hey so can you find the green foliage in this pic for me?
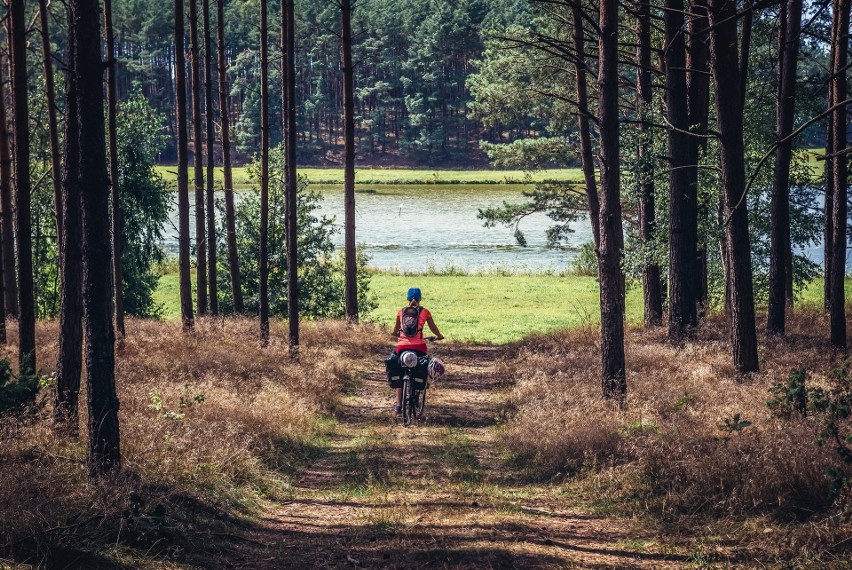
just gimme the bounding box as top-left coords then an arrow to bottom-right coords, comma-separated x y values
571,241 -> 598,276
673,391 -> 696,412
0,360 -> 40,414
217,144 -> 376,318
116,92 -> 171,317
718,413 -> 752,434
767,368 -> 810,419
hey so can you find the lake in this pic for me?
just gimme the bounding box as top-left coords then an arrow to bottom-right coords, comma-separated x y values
163,183 -> 839,273
164,184 -> 594,273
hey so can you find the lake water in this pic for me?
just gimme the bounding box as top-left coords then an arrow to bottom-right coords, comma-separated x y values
164,185 -> 594,273
163,184 -> 839,273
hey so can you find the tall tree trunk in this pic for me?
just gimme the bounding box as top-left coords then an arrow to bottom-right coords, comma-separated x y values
55,7 -> 83,432
259,0 -> 270,344
284,0 -> 299,357
767,0 -> 802,335
175,0 -> 195,329
189,0 -> 208,315
203,0 -> 217,315
9,0 -> 35,375
829,0 -> 849,351
571,5 -> 600,250
824,3 -> 838,314
598,0 -> 626,401
636,0 -> 661,327
217,0 -> 242,313
687,0 -> 711,314
342,0 -> 358,322
0,52 -> 17,318
104,0 -> 125,339
38,0 -> 63,251
709,0 -> 759,375
73,0 -> 121,474
665,0 -> 698,341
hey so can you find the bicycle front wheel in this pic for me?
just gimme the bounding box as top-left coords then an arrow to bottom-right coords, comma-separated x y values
401,378 -> 413,427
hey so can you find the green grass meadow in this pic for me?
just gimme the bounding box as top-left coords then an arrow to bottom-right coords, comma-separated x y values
154,166 -> 585,189
154,271 -> 847,344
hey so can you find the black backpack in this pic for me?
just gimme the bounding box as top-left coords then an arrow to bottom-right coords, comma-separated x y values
401,306 -> 423,338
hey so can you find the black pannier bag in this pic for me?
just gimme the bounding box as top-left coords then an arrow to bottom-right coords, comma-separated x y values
385,352 -> 403,388
412,355 -> 430,385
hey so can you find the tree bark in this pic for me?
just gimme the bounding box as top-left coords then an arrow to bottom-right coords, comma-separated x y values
0,51 -> 16,318
284,0 -> 300,357
259,0 -> 270,344
342,0 -> 358,322
55,6 -> 83,432
636,0 -> 662,327
709,0 -> 759,375
666,0 -> 698,341
571,5 -> 600,250
217,0 -> 243,313
829,0 -> 849,351
203,0 -> 218,315
175,0 -> 195,329
73,0 -> 121,474
598,0 -> 626,401
687,0 -> 711,314
9,0 -> 36,375
104,0 -> 125,339
767,0 -> 802,335
38,0 -> 63,252
189,0 -> 208,315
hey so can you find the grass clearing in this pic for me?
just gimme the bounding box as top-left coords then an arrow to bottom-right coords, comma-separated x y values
154,165 -> 585,189
156,269 -> 849,343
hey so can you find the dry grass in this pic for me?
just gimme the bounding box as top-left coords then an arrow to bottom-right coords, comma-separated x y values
0,317 -> 387,566
497,310 -> 852,558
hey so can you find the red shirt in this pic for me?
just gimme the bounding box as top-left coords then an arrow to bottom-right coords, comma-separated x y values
396,306 -> 431,353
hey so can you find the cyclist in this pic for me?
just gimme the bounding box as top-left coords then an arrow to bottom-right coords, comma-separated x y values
391,287 -> 443,414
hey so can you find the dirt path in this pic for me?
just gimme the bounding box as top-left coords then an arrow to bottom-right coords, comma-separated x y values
226,343 -> 687,568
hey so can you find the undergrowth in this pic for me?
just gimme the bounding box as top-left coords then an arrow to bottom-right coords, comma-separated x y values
0,318 -> 387,566
497,310 -> 852,562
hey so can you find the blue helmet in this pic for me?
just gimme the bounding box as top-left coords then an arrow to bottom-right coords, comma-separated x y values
407,287 -> 422,301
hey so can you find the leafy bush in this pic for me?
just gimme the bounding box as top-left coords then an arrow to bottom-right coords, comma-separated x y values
0,360 -> 40,414
116,92 -> 172,317
216,144 -> 376,318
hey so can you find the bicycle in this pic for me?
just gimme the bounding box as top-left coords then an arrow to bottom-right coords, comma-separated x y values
398,336 -> 438,427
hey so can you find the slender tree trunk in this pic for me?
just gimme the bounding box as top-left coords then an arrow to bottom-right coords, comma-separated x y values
666,0 -> 698,341
259,0 -> 270,344
217,0 -> 242,313
571,5 -> 600,250
767,0 -> 802,335
175,0 -> 195,330
73,0 -> 121,474
636,0 -> 661,327
342,0 -> 358,322
709,0 -> 759,375
598,0 -> 626,401
189,0 -> 208,315
38,0 -> 63,250
55,6 -> 83,432
0,52 -> 17,318
284,0 -> 300,357
104,0 -> 125,339
203,0 -> 218,315
824,4 -> 838,314
9,0 -> 35,375
829,0 -> 849,351
687,0 -> 711,314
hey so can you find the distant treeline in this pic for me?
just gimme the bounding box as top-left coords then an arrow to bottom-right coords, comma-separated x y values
97,0 -> 531,165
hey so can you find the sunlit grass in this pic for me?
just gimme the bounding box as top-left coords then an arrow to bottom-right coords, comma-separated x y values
154,165 -> 585,189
